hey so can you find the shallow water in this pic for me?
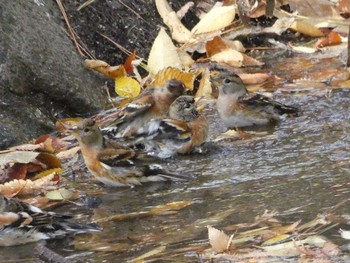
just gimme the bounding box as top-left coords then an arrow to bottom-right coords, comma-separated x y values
1,54 -> 350,262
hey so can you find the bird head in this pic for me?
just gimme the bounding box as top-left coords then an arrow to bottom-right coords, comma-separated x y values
71,119 -> 103,148
166,79 -> 186,97
169,95 -> 198,122
211,71 -> 247,97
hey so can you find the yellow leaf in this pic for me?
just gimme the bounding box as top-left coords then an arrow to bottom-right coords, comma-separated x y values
115,77 -> 141,98
85,59 -> 126,79
32,168 -> 62,180
150,67 -> 196,90
290,21 -> 324,37
46,188 -> 75,201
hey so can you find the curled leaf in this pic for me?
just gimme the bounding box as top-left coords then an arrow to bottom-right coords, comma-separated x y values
150,67 -> 196,90
85,59 -> 126,79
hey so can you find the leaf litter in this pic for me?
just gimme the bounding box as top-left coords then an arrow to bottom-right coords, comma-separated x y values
1,0 -> 350,261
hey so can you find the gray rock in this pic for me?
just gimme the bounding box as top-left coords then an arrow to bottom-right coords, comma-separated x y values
0,0 -> 108,149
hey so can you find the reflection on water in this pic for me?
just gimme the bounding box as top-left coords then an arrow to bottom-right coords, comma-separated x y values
1,58 -> 350,262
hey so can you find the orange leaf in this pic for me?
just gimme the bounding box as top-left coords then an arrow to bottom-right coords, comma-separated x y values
35,135 -> 69,153
150,67 -> 197,90
206,36 -> 230,57
123,51 -> 137,74
315,31 -> 342,48
85,59 -> 127,79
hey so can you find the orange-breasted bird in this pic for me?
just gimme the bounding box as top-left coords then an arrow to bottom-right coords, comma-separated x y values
130,95 -> 209,158
212,72 -> 298,130
72,119 -> 185,187
0,195 -> 100,246
102,79 -> 186,139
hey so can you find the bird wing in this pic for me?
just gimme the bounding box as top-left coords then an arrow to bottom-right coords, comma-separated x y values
97,148 -> 137,167
114,89 -> 155,125
241,93 -> 298,115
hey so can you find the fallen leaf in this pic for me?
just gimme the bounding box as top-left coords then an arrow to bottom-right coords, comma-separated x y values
238,73 -> 272,85
0,172 -> 59,197
115,76 -> 141,98
339,228 -> 350,239
35,135 -> 69,153
85,59 -> 127,79
207,225 -> 230,253
155,0 -> 192,43
196,68 -> 212,97
191,4 -> 236,35
0,151 -> 40,166
289,21 -> 324,37
315,31 -> 342,48
46,188 -> 75,201
148,28 -> 183,74
150,67 -> 196,90
123,51 -> 137,74
56,146 -> 80,160
210,49 -> 244,67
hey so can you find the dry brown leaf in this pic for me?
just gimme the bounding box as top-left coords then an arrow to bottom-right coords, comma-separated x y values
207,225 -> 230,253
210,49 -> 244,67
191,4 -> 236,35
55,118 -> 83,133
206,36 -> 230,57
56,146 -> 80,160
148,28 -> 183,74
289,21 -> 324,37
84,59 -> 127,79
0,172 -> 59,197
150,67 -> 196,90
242,54 -> 264,67
238,73 -> 272,85
155,0 -> 192,43
123,51 -> 137,74
314,31 -> 342,48
7,144 -> 43,152
35,135 -> 69,153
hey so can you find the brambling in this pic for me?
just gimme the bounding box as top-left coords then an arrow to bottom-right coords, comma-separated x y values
132,96 -> 209,158
212,72 -> 298,129
72,119 -> 185,187
102,79 -> 186,139
0,195 -> 100,246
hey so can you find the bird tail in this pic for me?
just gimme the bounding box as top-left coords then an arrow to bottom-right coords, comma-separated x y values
142,164 -> 187,182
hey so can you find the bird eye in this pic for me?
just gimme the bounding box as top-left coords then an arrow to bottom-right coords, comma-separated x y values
83,128 -> 90,133
223,78 -> 231,84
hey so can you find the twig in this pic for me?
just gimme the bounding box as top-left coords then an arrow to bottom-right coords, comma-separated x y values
55,0 -> 85,57
118,0 -> 146,22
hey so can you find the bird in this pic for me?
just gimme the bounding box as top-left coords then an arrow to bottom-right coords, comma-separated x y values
0,195 -> 101,246
130,95 -> 209,158
71,118 -> 185,187
212,71 -> 298,130
101,79 -> 186,139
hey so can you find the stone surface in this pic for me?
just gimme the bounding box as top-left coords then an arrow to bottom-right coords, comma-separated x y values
0,0 -> 197,149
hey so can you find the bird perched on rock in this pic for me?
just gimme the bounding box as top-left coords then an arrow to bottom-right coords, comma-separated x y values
72,119 -> 185,187
131,95 -> 209,158
212,72 -> 298,130
102,79 -> 186,139
0,195 -> 100,246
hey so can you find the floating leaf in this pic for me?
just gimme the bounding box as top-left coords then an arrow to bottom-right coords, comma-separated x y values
315,31 -> 342,48
289,21 -> 324,37
85,59 -> 127,79
115,77 -> 141,98
46,188 -> 75,201
150,67 -> 196,90
148,28 -> 183,74
207,225 -> 230,253
191,4 -> 235,35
